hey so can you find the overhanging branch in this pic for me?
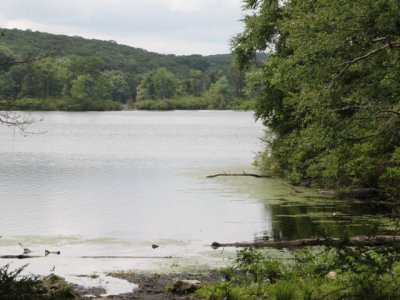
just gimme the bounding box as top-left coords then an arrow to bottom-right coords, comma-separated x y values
335,43 -> 390,78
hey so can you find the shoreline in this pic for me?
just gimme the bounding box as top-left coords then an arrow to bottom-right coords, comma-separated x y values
60,268 -> 223,299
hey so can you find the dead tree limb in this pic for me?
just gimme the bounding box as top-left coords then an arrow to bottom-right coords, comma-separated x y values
206,172 -> 301,193
211,236 -> 400,250
0,254 -> 178,259
206,172 -> 271,179
80,255 -> 177,259
0,255 -> 42,259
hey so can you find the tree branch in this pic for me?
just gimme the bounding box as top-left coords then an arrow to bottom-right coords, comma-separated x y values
0,112 -> 38,134
206,172 -> 271,178
335,43 -> 390,77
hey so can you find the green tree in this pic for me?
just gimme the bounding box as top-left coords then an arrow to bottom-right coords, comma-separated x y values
19,58 -> 62,98
60,55 -> 102,97
136,67 -> 179,100
228,62 -> 246,98
70,74 -> 97,101
183,70 -> 204,96
208,76 -> 230,98
233,0 -> 400,198
0,32 -> 36,130
97,70 -> 130,102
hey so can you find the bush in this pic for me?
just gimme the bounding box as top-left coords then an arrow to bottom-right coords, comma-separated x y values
0,97 -> 122,111
196,246 -> 400,300
0,264 -> 48,299
0,265 -> 79,299
135,96 -> 255,111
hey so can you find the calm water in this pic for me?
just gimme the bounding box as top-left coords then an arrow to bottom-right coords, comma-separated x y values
0,111 -> 265,240
0,111 -> 269,284
0,111 -> 395,293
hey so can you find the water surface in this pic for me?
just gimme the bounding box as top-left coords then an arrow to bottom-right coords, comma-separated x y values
0,111 -> 395,294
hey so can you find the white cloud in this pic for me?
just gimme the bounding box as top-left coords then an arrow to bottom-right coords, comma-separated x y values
0,0 -> 244,55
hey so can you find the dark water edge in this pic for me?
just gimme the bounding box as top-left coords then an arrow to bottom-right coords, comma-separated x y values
213,175 -> 399,243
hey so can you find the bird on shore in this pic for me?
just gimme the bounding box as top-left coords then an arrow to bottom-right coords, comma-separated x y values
50,265 -> 55,273
152,244 -> 159,249
18,242 -> 32,254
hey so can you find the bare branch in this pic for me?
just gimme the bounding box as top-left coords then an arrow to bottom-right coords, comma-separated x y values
0,111 -> 39,135
206,172 -> 271,178
372,36 -> 390,42
378,109 -> 400,116
333,104 -> 400,116
325,41 -> 400,88
335,43 -> 390,77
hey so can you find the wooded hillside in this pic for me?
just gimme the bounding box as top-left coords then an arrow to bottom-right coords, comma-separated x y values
0,28 -> 265,110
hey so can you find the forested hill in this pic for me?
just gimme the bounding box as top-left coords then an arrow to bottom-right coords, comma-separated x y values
0,28 -> 265,111
0,28 -> 232,77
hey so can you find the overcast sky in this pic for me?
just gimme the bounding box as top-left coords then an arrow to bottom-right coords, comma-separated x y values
0,0 -> 245,56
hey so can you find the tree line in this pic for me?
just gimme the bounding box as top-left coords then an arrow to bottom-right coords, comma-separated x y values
0,28 -> 263,111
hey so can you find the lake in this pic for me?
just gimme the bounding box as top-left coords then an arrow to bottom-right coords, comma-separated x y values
0,110 -> 395,294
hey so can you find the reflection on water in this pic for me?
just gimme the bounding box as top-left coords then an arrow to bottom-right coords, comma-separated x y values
267,199 -> 396,241
214,175 -> 398,242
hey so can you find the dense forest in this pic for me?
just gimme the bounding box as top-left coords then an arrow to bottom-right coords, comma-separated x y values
233,0 -> 400,200
0,28 -> 264,111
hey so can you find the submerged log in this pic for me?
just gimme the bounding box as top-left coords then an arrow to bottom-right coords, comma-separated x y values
211,236 -> 400,250
80,255 -> 177,259
206,172 -> 271,179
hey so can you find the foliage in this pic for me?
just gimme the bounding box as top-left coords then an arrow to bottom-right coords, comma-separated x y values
232,0 -> 400,199
0,28 -> 265,111
0,97 -> 121,111
135,96 -> 255,111
196,246 -> 400,300
0,264 -> 48,299
0,265 -> 77,299
137,67 -> 180,100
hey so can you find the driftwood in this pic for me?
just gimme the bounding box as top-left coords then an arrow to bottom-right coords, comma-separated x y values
0,255 -> 42,259
211,236 -> 400,250
206,172 -> 301,193
206,172 -> 271,179
80,255 -> 177,259
0,255 -> 177,259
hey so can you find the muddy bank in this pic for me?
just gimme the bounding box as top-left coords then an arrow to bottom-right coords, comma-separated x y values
76,270 -> 223,300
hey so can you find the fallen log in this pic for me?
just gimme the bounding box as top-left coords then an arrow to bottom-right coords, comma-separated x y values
206,172 -> 271,179
206,172 -> 301,193
211,236 -> 400,250
0,255 -> 42,259
80,255 -> 177,259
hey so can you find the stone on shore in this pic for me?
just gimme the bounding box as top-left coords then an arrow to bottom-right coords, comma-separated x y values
171,279 -> 201,294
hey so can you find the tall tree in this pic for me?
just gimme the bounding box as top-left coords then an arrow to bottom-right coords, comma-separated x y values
0,33 -> 35,131
97,70 -> 130,102
233,0 -> 400,198
183,70 -> 204,96
136,67 -> 179,100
